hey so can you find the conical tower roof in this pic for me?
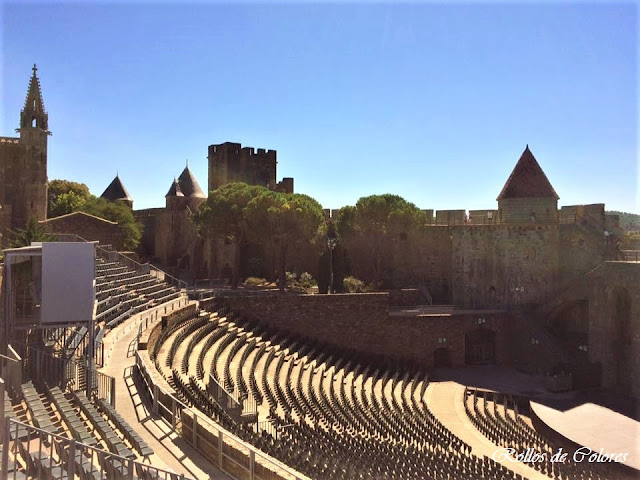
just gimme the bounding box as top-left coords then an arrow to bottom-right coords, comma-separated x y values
101,175 -> 133,203
497,145 -> 559,201
166,178 -> 184,197
177,165 -> 206,198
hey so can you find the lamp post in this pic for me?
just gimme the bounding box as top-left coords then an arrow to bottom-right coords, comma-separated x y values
327,230 -> 338,294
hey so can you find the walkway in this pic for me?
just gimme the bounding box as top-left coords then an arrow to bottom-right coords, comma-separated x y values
99,298 -> 232,480
426,381 -> 548,480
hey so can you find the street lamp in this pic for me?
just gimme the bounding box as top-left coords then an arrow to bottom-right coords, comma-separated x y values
327,229 -> 338,294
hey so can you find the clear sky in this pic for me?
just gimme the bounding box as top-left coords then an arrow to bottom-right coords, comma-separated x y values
2,1 -> 638,213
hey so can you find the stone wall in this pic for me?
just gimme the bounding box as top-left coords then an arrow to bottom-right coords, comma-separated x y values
587,262 -> 640,398
498,197 -> 558,224
40,212 -> 125,250
451,224 -> 560,308
133,208 -> 162,259
0,265 -> 4,352
213,292 -> 510,368
341,227 -> 452,300
558,223 -> 607,283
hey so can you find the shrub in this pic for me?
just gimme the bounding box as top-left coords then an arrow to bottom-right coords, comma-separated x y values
298,272 -> 316,289
285,271 -> 317,291
343,276 -> 370,293
244,277 -> 267,287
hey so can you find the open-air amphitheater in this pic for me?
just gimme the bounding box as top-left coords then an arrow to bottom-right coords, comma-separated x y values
0,238 -> 638,480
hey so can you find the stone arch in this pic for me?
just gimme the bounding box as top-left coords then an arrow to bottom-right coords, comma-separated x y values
465,328 -> 496,365
487,286 -> 497,306
548,299 -> 589,352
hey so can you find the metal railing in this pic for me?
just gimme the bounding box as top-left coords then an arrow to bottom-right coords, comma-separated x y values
54,233 -> 188,289
0,417 -> 188,480
135,352 -> 309,480
10,341 -> 116,407
149,264 -> 188,290
621,250 -> 640,262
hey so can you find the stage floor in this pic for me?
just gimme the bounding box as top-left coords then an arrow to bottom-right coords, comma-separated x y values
531,401 -> 640,472
433,365 -> 640,473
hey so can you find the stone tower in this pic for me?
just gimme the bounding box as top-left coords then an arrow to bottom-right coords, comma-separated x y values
165,177 -> 185,210
0,64 -> 50,245
208,142 -> 277,192
207,141 -> 294,194
497,145 -> 559,224
176,164 -> 206,212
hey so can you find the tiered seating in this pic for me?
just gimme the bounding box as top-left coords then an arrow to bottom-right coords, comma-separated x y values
464,387 -> 609,479
152,305 -> 522,480
45,384 -> 99,447
21,381 -> 56,432
96,397 -> 154,459
94,256 -> 183,332
71,391 -> 135,459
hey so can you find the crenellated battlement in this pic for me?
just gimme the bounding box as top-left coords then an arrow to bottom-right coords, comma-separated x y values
322,202 -> 614,228
208,141 -> 281,192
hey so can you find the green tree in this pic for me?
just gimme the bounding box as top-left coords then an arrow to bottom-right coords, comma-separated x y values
337,194 -> 425,288
245,190 -> 324,292
317,220 -> 346,294
80,196 -> 142,250
194,183 -> 266,289
10,217 -> 55,247
48,179 -> 90,217
46,179 -> 141,250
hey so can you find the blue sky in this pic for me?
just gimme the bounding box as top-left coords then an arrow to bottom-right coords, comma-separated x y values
2,1 -> 638,213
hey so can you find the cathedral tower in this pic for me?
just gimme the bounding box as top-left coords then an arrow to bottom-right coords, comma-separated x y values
0,64 -> 50,244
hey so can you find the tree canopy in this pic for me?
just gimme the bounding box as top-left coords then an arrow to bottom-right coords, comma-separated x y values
48,179 -> 91,217
10,217 -> 55,248
46,179 -> 142,250
194,183 -> 266,288
337,194 -> 425,288
245,189 -> 324,291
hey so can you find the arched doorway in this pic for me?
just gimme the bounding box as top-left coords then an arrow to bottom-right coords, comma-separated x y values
548,300 -> 589,357
465,328 -> 496,365
612,287 -> 632,392
433,348 -> 452,368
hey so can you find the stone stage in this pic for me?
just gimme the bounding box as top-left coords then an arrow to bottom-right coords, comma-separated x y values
432,365 -> 640,475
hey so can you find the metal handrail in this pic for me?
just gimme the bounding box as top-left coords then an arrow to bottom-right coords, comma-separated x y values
54,233 -> 187,289
1,417 -> 189,480
149,264 -> 188,289
136,351 -> 310,480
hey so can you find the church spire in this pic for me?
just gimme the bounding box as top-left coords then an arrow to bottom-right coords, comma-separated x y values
20,63 -> 49,133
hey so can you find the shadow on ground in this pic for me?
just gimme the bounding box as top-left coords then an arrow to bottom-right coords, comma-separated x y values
432,365 -> 640,420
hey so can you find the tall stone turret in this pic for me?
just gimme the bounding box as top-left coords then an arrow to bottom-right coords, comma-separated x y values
497,145 -> 559,224
14,64 -> 50,228
165,177 -> 185,209
176,164 -> 206,212
1,65 -> 50,246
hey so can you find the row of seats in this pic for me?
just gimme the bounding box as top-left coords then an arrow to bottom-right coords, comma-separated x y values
71,390 -> 136,460
464,387 -> 612,480
45,383 -> 98,447
96,397 -> 153,459
95,256 -> 183,333
151,303 -> 520,480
